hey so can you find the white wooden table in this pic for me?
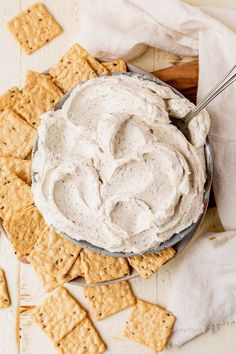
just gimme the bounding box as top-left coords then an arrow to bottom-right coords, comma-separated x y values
0,1 -> 236,353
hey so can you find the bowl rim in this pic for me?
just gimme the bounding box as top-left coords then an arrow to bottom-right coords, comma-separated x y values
32,63 -> 213,258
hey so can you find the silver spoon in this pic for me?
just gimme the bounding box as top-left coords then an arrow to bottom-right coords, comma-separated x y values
184,63 -> 236,122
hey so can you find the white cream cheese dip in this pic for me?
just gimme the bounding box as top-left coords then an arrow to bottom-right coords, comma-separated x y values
32,75 -> 210,253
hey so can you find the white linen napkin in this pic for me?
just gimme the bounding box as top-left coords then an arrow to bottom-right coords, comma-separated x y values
74,0 -> 236,345
166,230 -> 236,346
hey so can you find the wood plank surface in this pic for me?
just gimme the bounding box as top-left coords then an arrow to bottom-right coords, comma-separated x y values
0,1 -> 236,354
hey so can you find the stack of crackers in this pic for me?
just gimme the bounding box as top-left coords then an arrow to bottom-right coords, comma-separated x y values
0,4 -> 177,351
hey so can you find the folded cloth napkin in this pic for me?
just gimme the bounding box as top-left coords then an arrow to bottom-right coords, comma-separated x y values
75,0 -> 236,231
166,231 -> 236,346
74,0 -> 236,345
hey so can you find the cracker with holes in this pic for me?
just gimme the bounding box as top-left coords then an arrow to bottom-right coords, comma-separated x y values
68,254 -> 84,279
0,168 -> 33,220
49,44 -> 100,93
0,157 -> 31,185
70,44 -> 108,76
37,254 -> 84,292
84,281 -> 136,320
0,87 -> 22,113
7,3 -> 62,54
28,228 -> 81,281
32,287 -> 86,344
3,205 -> 46,259
128,247 -> 176,279
124,299 -> 175,352
103,60 -> 127,73
57,317 -> 106,354
80,249 -> 130,284
0,268 -> 11,308
14,71 -> 63,128
0,109 -> 35,159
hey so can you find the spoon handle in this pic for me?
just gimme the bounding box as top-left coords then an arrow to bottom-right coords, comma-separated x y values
184,64 -> 236,121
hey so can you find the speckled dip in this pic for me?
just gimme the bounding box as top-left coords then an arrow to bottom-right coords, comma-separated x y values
32,63 -> 213,259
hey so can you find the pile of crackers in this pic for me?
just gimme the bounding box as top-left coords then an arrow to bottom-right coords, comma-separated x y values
31,286 -> 176,353
0,3 -> 177,352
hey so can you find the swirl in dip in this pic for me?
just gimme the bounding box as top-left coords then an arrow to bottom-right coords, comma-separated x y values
32,75 -> 210,253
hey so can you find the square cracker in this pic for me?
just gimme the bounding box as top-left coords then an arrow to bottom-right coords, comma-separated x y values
7,3 -> 62,54
68,253 -> 84,279
0,109 -> 35,159
28,228 -> 81,279
124,299 -> 175,352
0,167 -> 33,220
0,268 -> 11,308
0,157 -> 31,185
14,71 -> 63,128
0,87 -> 22,113
36,271 -> 66,293
80,249 -> 130,284
57,317 -> 106,354
83,281 -> 136,320
3,205 -> 46,259
49,44 -> 99,93
36,254 -> 84,292
128,247 -> 176,279
32,287 -> 86,344
103,60 -> 127,74
70,44 -> 108,76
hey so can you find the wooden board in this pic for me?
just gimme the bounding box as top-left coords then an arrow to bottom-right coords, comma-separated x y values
153,60 -> 198,103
